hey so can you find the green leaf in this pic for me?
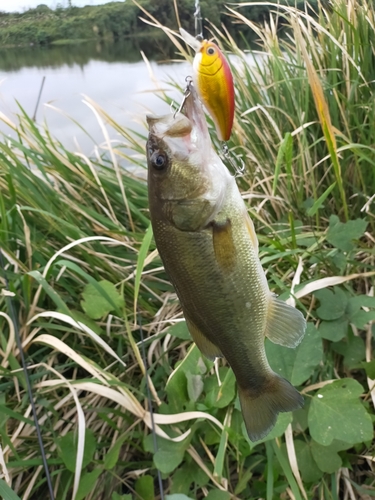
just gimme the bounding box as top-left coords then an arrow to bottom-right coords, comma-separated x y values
205,491 -> 231,500
167,321 -> 191,340
308,379 -> 373,445
318,318 -> 348,342
332,335 -> 366,369
134,223 -> 153,311
0,479 -> 22,500
351,310 -> 375,329
104,433 -> 129,470
273,132 -> 292,195
112,494 -> 132,500
310,440 -> 350,473
347,295 -> 375,316
171,465 -> 194,495
362,360 -> 375,379
186,373 -> 204,402
81,279 -> 124,319
57,429 -> 96,472
166,496 -> 194,500
234,467 -> 253,494
154,448 -> 185,474
75,468 -> 103,500
307,182 -> 336,217
293,440 -> 323,483
205,367 -> 236,409
266,323 -> 323,386
315,287 -> 348,320
135,475 -> 155,500
166,345 -> 209,411
326,216 -> 367,251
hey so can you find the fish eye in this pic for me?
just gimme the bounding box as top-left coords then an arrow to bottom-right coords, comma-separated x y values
207,46 -> 216,55
151,151 -> 167,171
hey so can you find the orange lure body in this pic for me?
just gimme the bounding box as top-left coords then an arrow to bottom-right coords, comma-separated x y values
181,29 -> 235,142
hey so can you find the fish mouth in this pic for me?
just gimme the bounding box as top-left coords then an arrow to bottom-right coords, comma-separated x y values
146,83 -> 210,152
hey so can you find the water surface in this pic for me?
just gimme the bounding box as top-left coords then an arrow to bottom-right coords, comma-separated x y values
0,40 -> 190,154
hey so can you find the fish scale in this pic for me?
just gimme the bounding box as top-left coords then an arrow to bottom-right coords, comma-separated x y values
146,85 -> 306,441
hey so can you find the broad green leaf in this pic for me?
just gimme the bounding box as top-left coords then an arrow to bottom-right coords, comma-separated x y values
205,367 -> 236,409
0,479 -> 22,500
135,475 -> 155,500
351,310 -> 375,329
326,215 -> 367,251
318,318 -> 348,342
362,360 -> 375,379
167,321 -> 191,340
310,439 -> 350,473
166,345 -> 209,411
347,295 -> 375,316
308,379 -> 373,445
154,448 -> 185,474
104,433 -> 129,470
171,465 -> 194,495
166,494 -> 194,500
234,467 -> 253,494
315,287 -> 348,320
293,440 -> 323,483
205,490 -> 231,500
266,323 -> 322,385
81,280 -> 124,319
57,429 -> 96,472
75,468 -> 103,500
332,335 -> 366,369
186,373 -> 204,402
112,494 -> 132,500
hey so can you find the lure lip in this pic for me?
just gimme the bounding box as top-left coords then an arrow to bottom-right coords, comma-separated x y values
180,27 -> 202,52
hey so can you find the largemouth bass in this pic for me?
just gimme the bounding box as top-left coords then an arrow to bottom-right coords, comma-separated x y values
146,85 -> 306,441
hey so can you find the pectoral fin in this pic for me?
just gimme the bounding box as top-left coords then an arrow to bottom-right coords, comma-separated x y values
212,219 -> 236,273
265,296 -> 306,348
186,318 -> 223,360
244,210 -> 259,254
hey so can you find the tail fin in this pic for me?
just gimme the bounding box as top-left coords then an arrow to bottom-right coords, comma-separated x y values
238,373 -> 304,442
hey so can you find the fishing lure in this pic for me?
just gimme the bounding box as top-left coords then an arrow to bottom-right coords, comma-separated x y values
180,28 -> 235,142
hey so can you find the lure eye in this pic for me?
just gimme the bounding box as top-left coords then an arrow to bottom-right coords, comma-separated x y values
207,46 -> 216,55
151,151 -> 168,171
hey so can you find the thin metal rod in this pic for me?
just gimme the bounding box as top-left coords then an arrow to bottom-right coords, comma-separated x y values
32,76 -> 46,122
138,312 -> 165,500
0,249 -> 55,500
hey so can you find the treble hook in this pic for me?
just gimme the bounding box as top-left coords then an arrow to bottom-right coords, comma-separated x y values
173,76 -> 193,118
222,143 -> 245,178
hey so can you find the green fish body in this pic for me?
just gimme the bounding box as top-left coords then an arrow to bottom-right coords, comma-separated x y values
146,86 -> 306,441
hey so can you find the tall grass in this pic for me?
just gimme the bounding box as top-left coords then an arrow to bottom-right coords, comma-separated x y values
0,0 -> 374,499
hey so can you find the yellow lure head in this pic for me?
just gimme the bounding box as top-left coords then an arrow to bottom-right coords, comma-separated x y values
180,29 -> 235,142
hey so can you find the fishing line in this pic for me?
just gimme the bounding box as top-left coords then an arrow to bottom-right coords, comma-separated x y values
138,311 -> 165,500
0,249 -> 55,500
194,0 -> 203,39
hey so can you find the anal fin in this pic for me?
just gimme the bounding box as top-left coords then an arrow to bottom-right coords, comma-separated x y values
265,296 -> 306,348
186,318 -> 223,360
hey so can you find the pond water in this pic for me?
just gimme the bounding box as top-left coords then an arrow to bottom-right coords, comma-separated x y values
0,39 -> 190,155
